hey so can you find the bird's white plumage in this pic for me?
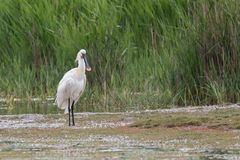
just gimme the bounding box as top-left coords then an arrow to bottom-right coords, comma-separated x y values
55,49 -> 88,114
56,68 -> 86,113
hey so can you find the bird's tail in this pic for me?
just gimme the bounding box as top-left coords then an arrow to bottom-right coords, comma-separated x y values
55,97 -> 70,114
55,94 -> 68,109
55,78 -> 74,114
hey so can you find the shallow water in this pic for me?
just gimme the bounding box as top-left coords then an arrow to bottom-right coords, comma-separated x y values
0,98 -> 59,115
1,100 -> 240,159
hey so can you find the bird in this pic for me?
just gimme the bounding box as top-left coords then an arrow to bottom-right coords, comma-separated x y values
55,49 -> 91,126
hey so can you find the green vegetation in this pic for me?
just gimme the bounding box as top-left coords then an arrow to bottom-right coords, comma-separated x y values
0,0 -> 240,111
131,109 -> 240,129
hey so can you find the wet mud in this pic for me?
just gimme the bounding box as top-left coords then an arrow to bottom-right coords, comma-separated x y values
0,104 -> 240,159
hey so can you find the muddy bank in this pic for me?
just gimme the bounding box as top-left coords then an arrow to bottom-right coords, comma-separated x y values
1,105 -> 240,159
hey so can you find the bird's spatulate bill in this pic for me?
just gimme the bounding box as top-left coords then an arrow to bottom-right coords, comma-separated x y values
84,56 -> 91,71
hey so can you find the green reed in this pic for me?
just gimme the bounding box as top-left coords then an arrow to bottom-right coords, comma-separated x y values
0,0 -> 239,111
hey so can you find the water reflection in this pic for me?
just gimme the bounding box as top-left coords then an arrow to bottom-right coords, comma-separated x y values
0,98 -> 60,115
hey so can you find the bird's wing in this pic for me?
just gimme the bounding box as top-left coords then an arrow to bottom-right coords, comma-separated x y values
55,77 -> 75,109
55,69 -> 87,110
62,77 -> 86,114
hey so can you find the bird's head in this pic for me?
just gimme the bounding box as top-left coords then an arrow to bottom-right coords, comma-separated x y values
75,49 -> 91,71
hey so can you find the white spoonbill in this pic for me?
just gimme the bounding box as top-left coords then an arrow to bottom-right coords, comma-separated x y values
55,49 -> 91,126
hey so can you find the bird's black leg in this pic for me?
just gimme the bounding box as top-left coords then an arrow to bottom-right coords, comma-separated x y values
71,101 -> 75,126
68,98 -> 71,126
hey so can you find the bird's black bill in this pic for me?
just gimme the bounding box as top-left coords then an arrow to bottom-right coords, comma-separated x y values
83,55 -> 91,71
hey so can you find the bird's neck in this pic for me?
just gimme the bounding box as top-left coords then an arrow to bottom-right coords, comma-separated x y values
77,59 -> 85,73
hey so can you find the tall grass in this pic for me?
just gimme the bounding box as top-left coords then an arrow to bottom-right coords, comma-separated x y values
0,0 -> 239,111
